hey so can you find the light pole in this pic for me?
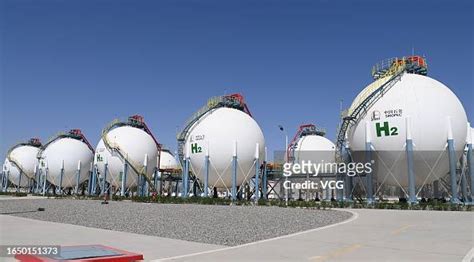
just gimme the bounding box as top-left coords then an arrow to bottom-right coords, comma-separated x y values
278,125 -> 289,206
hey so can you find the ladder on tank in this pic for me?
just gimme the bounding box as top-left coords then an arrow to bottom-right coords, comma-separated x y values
335,56 -> 428,163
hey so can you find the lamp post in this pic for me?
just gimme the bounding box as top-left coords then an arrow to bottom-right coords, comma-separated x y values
278,125 -> 289,206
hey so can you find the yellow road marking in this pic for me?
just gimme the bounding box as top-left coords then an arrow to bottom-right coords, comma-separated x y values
309,244 -> 362,261
391,224 -> 413,235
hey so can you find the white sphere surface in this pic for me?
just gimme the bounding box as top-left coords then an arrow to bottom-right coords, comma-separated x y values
96,126 -> 158,188
160,151 -> 179,170
348,74 -> 467,186
40,138 -> 94,188
294,135 -> 336,174
3,158 -> 30,187
8,145 -> 40,178
185,107 -> 265,188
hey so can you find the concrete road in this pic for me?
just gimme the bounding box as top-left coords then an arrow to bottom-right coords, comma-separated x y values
0,215 -> 224,261
157,209 -> 474,262
1,209 -> 473,262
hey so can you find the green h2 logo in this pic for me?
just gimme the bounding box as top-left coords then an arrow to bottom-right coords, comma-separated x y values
191,143 -> 202,154
375,121 -> 398,137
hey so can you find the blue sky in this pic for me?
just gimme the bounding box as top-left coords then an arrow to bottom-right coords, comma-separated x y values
1,0 -> 473,159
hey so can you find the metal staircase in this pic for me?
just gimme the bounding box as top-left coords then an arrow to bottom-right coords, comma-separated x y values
101,115 -> 162,189
176,93 -> 252,163
335,56 -> 428,163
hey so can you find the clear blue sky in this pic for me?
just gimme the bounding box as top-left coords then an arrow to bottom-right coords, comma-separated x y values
1,0 -> 473,159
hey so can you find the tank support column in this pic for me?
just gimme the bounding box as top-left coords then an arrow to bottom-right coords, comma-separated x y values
42,166 -> 48,196
0,166 -> 4,192
204,148 -> 210,197
365,122 -> 374,204
447,117 -> 460,204
5,170 -> 10,192
231,141 -> 238,201
182,146 -> 190,198
89,164 -> 96,196
58,160 -> 65,195
140,154 -> 148,197
101,160 -> 108,196
255,143 -> 260,202
406,117 -> 417,204
75,161 -> 81,195
466,123 -> 474,205
17,171 -> 23,193
343,143 -> 353,202
121,162 -> 128,196
262,147 -> 268,200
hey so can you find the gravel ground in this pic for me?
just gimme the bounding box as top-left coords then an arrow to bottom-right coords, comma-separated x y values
0,199 -> 352,246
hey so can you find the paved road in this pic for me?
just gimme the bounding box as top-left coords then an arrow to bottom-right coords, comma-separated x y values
0,215 -> 224,261
1,208 -> 473,262
156,209 -> 474,262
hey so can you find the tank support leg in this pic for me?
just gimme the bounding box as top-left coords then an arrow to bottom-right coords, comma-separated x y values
154,169 -> 159,194
447,118 -> 460,204
255,144 -> 260,202
75,164 -> 81,195
182,157 -> 189,198
17,172 -> 22,193
461,171 -> 468,203
447,139 -> 460,204
90,165 -> 97,196
2,170 -> 9,192
204,153 -> 209,197
365,122 -> 374,204
59,165 -> 64,195
231,141 -> 238,201
42,168 -> 48,196
262,162 -> 267,200
466,123 -> 474,205
121,163 -> 128,196
405,117 -> 417,204
102,162 -> 108,196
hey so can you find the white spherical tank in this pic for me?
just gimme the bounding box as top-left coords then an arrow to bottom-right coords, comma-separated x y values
96,125 -> 158,188
184,107 -> 265,188
294,134 -> 336,172
348,73 -> 468,187
160,150 -> 179,170
39,137 -> 94,188
7,144 -> 40,179
3,159 -> 30,187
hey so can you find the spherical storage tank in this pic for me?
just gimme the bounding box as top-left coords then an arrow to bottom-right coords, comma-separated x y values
95,115 -> 158,188
347,56 -> 467,187
290,125 -> 336,174
159,150 -> 179,170
180,94 -> 265,188
3,138 -> 42,187
38,130 -> 94,188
